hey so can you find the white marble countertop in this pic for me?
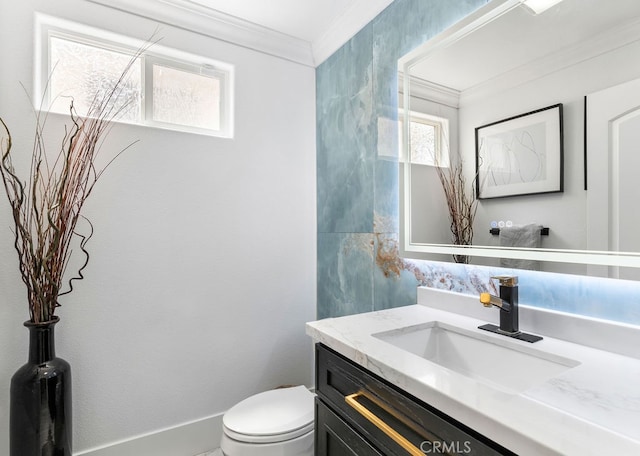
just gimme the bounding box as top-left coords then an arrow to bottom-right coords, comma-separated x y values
306,287 -> 640,456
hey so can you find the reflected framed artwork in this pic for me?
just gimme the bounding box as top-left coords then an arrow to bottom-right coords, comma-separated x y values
475,104 -> 563,199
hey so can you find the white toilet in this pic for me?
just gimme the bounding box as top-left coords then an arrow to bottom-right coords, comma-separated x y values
220,385 -> 315,456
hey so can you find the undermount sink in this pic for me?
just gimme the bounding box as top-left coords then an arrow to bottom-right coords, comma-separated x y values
372,321 -> 580,394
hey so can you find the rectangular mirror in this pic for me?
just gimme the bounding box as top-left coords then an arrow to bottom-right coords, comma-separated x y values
399,0 -> 640,279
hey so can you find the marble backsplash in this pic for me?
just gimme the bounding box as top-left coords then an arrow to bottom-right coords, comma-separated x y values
315,0 -> 640,326
317,230 -> 640,325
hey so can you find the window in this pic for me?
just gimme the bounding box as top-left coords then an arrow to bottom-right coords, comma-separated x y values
48,36 -> 142,122
410,113 -> 449,167
150,63 -> 222,131
37,15 -> 234,138
400,111 -> 449,167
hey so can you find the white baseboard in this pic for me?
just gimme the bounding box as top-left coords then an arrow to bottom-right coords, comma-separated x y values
75,414 -> 223,456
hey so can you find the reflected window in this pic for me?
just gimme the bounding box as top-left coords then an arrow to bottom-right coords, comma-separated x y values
401,112 -> 450,167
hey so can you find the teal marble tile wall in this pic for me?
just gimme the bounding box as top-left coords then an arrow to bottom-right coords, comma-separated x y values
316,0 -> 640,325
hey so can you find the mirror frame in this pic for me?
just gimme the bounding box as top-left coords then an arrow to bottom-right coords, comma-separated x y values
399,0 -> 640,269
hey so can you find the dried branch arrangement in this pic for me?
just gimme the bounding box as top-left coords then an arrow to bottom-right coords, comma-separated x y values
435,161 -> 478,264
0,51 -> 144,324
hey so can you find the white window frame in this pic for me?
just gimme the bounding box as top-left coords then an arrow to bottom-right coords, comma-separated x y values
35,14 -> 235,138
399,110 -> 450,167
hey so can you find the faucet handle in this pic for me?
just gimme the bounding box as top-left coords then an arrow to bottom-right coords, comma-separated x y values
490,275 -> 518,287
480,293 -> 493,307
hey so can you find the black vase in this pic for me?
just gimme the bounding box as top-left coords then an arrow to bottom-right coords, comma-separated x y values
10,316 -> 72,456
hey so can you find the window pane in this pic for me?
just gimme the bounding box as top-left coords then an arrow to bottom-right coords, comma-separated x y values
152,64 -> 221,130
49,37 -> 142,121
410,120 -> 436,165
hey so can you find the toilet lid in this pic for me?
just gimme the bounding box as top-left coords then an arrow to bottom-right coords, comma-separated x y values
223,386 -> 315,444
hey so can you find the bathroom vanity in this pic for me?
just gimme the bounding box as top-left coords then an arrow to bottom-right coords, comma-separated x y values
315,343 -> 515,455
307,287 -> 640,455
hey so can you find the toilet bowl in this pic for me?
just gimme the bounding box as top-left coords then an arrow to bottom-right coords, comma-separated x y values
220,385 -> 315,456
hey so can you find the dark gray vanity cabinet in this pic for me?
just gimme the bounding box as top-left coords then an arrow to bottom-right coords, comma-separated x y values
314,343 -> 517,456
316,399 -> 384,455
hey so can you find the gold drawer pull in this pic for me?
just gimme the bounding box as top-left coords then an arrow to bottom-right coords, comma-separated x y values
345,392 -> 424,456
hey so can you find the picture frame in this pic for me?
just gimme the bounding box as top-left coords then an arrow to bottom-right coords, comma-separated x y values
475,103 -> 563,199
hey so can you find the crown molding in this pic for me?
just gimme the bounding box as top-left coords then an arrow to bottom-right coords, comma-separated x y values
460,16 -> 640,106
86,0 -> 394,67
86,0 -> 315,66
399,72 -> 461,108
311,0 -> 394,65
